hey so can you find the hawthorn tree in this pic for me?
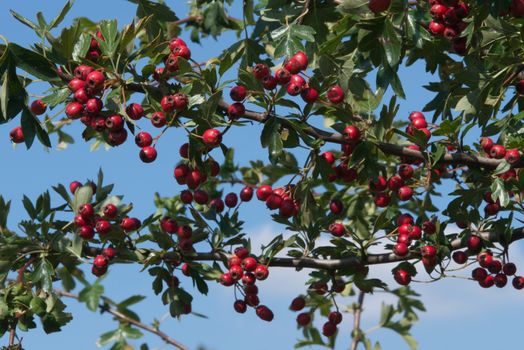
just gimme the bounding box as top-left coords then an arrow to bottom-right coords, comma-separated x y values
1,0 -> 524,348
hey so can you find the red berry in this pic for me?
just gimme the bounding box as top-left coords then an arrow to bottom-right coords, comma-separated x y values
254,264 -> 269,280
139,146 -> 157,163
428,21 -> 445,35
329,199 -> 343,215
227,102 -> 245,118
421,245 -> 437,258
471,267 -> 488,281
79,203 -> 94,220
74,65 -> 94,80
290,296 -> 306,311
393,242 -> 409,256
85,70 -> 105,92
202,128 -> 222,148
374,192 -> 391,207
297,313 -> 311,326
480,137 -> 493,152
398,164 -> 414,179
387,175 -> 404,191
103,204 -> 118,218
240,187 -> 254,202
78,225 -> 95,239
160,217 -> 178,234
30,100 -> 47,115
135,132 -> 153,148
284,58 -> 301,74
505,148 -> 520,164
327,85 -> 344,104
489,144 -> 506,159
233,300 -> 247,313
193,189 -> 209,205
328,311 -> 343,325
343,125 -> 360,142
255,305 -> 274,322
369,176 -> 387,192
286,82 -> 303,96
126,103 -> 144,120
235,247 -> 249,259
177,225 -> 192,239
96,220 -> 111,236
256,185 -> 273,201
512,276 -> 524,290
242,273 -> 256,286
180,190 -> 193,204
393,268 -> 411,285
503,262 -> 517,276
452,250 -> 467,264
322,152 -> 335,165
220,272 -> 234,286
430,4 -> 448,18
242,257 -> 257,272
422,221 -> 436,234
293,51 -> 308,71
322,322 -> 337,337
74,89 -> 89,104
368,0 -> 391,13
120,217 -> 141,231
275,68 -> 291,85
329,223 -> 345,237
253,63 -> 270,80
69,181 -> 82,194
65,102 -> 84,119
105,114 -> 124,131
467,235 -> 482,252
109,128 -> 128,146
93,255 -> 109,269
301,87 -> 318,103
151,112 -> 167,128
397,213 -> 414,226
397,186 -> 413,201
484,202 -> 500,216
494,273 -> 508,288
262,75 -> 278,90
102,246 -> 116,260
68,78 -> 86,92
169,37 -> 187,51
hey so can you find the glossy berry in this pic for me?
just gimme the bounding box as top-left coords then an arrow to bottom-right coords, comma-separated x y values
328,311 -> 343,325
78,225 -> 95,239
194,190 -> 209,205
388,175 -> 404,191
135,132 -> 153,148
79,203 -> 94,220
374,192 -> 391,207
254,264 -> 269,280
240,187 -> 254,202
512,276 -> 524,290
30,100 -> 47,115
161,217 -> 178,234
393,243 -> 409,256
242,257 -> 257,272
69,181 -> 82,194
301,87 -> 318,103
65,102 -> 84,119
503,262 -> 517,276
74,65 -> 94,80
93,255 -> 109,269
343,125 -> 360,142
85,70 -> 105,92
467,235 -> 482,252
393,269 -> 411,285
505,148 -> 520,164
103,204 -> 118,218
397,186 -> 413,201
227,102 -> 245,118
120,217 -> 141,231
225,193 -> 238,208
102,246 -> 117,260
202,128 -> 222,148
230,85 -> 247,101
96,220 -> 111,236
253,63 -> 270,80
275,68 -> 291,84
235,247 -> 250,259
480,137 -> 493,152
452,250 -> 467,264
428,21 -> 445,35
327,85 -> 344,104
329,199 -> 343,215
397,213 -> 414,226
68,78 -> 85,92
328,223 -> 344,237
489,144 -> 506,159
139,146 -> 157,163
126,103 -> 144,120
151,112 -> 167,128
256,185 -> 273,201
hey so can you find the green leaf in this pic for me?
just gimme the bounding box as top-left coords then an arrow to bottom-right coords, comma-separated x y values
271,24 -> 316,58
200,91 -> 223,120
79,283 -> 104,312
9,10 -> 37,31
97,20 -> 120,58
72,185 -> 93,214
9,44 -> 58,81
383,20 -> 401,67
31,259 -> 54,293
490,178 -> 510,207
72,33 -> 91,62
49,0 -> 75,29
42,87 -> 70,108
21,108 -> 36,149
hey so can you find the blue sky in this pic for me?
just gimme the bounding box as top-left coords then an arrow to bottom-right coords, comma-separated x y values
1,1 -> 523,349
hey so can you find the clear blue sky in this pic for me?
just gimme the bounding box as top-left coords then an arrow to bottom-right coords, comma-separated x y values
1,1 -> 523,350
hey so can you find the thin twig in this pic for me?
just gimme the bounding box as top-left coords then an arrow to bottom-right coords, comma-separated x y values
56,290 -> 189,350
350,291 -> 365,350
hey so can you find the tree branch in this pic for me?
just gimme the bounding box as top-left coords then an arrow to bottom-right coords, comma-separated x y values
82,227 -> 524,270
350,291 -> 365,350
56,290 -> 189,350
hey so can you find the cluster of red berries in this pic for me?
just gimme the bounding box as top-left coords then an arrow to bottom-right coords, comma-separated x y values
289,295 -> 343,337
218,247 -> 273,321
481,190 -> 514,217
405,111 -> 431,142
69,180 -> 141,276
328,199 -> 346,237
392,213 -> 436,258
369,164 -> 416,207
322,125 -> 361,184
427,0 -> 469,55
226,51 -> 344,120
85,31 -> 104,62
160,217 -> 194,253
480,137 -> 520,164
452,248 -> 524,289
254,185 -> 300,218
92,246 -> 116,277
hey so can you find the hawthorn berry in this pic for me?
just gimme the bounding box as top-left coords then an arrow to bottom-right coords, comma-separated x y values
255,305 -> 274,322
30,100 -> 47,115
135,132 -> 153,148
290,296 -> 306,311
234,300 -> 247,313
202,128 -> 222,148
161,217 -> 178,234
368,0 -> 391,13
240,187 -> 254,202
322,322 -> 337,337
126,103 -> 144,120
78,225 -> 95,239
242,257 -> 258,272
393,269 -> 411,285
297,313 -> 311,326
327,85 -> 344,104
139,146 -> 157,163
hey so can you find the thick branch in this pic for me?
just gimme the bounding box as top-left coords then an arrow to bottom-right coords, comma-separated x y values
56,290 -> 189,350
350,291 -> 365,350
82,227 -> 524,270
